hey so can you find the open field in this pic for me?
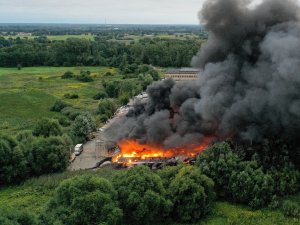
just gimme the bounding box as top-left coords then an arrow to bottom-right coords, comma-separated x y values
1,33 -> 201,42
0,169 -> 299,225
2,34 -> 95,40
0,66 -> 120,134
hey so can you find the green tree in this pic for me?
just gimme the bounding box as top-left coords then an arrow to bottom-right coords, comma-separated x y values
26,136 -> 69,176
32,118 -> 62,138
196,142 -> 242,198
113,166 -> 172,225
71,113 -> 96,141
229,161 -> 275,208
0,135 -> 28,185
168,166 -> 215,222
40,176 -> 122,225
98,99 -> 117,122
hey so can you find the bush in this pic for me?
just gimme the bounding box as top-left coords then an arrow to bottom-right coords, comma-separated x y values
168,166 -> 215,222
113,166 -> 172,225
61,71 -> 74,79
98,99 -> 117,122
0,209 -> 37,225
58,117 -> 71,127
32,118 -> 62,138
40,175 -> 122,225
75,70 -> 93,82
64,93 -> 79,99
93,91 -> 108,100
104,71 -> 113,76
61,107 -> 81,120
282,200 -> 300,218
50,100 -> 68,112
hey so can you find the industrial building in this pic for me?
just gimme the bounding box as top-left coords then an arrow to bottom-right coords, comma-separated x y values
165,68 -> 200,81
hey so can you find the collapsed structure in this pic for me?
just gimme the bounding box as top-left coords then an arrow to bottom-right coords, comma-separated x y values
105,0 -> 300,165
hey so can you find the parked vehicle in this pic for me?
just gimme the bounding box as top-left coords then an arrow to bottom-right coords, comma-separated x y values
74,144 -> 83,156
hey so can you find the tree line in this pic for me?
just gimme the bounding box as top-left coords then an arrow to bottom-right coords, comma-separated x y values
0,36 -> 203,68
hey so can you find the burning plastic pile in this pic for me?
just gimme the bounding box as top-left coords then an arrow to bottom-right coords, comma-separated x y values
106,0 -> 300,164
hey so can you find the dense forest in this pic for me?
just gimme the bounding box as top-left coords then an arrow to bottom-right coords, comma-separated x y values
0,36 -> 204,68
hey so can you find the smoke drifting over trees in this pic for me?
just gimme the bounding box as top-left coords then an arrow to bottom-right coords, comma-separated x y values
107,0 -> 300,147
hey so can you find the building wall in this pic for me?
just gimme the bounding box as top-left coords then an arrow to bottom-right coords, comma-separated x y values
165,73 -> 198,81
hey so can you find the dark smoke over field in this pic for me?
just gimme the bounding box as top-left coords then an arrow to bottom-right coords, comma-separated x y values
106,0 -> 300,147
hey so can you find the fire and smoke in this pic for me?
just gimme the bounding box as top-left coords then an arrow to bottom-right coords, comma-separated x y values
106,0 -> 300,157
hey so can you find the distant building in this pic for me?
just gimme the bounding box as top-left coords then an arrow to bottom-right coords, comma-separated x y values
165,68 -> 200,81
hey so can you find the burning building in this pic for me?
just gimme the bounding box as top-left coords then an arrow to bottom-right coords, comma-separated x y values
105,0 -> 300,165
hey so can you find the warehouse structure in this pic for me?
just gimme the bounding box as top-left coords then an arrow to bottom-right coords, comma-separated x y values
165,68 -> 200,81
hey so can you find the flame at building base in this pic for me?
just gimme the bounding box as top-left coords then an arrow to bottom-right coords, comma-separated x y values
112,137 -> 213,165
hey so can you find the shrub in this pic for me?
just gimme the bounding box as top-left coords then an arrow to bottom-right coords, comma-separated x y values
282,200 -> 300,218
61,71 -> 74,79
64,93 -> 79,99
98,99 -> 117,122
32,118 -> 62,138
75,70 -> 93,82
93,91 -> 108,100
61,107 -> 81,120
40,176 -> 122,225
0,209 -> 37,225
58,117 -> 71,127
168,166 -> 215,222
104,71 -> 113,76
113,166 -> 172,225
50,100 -> 68,112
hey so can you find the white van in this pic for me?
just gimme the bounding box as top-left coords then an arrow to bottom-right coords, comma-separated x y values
74,144 -> 83,156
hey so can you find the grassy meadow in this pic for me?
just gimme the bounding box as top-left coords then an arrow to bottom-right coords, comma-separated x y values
0,169 -> 299,225
0,66 -> 120,134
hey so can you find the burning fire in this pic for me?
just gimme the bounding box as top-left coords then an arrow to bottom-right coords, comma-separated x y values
112,137 -> 213,165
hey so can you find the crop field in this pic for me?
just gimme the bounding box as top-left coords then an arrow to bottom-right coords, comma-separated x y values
0,66 -> 120,134
0,169 -> 299,225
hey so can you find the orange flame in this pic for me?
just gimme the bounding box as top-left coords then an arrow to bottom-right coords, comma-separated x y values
113,137 -> 213,164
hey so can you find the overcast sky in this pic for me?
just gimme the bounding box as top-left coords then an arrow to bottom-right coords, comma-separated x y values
0,0 -> 206,24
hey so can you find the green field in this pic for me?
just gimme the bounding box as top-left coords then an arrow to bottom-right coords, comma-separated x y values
0,169 -> 299,225
0,66 -> 120,133
2,34 -> 95,41
2,33 -> 200,42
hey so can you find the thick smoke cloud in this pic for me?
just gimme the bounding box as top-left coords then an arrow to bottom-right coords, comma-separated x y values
106,0 -> 300,147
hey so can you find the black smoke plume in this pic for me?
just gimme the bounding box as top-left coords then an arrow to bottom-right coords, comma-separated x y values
106,0 -> 300,148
